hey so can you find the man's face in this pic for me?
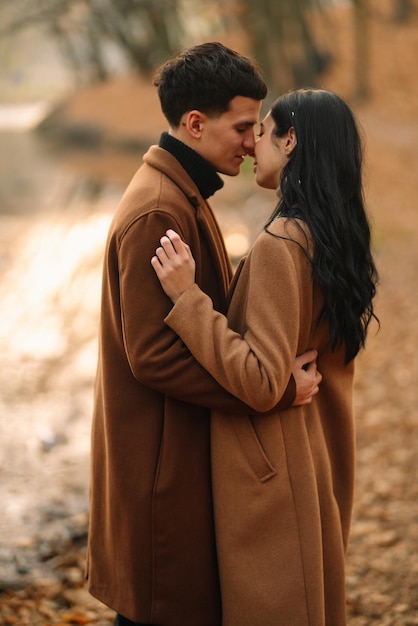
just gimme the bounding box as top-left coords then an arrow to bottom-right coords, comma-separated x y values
197,96 -> 262,176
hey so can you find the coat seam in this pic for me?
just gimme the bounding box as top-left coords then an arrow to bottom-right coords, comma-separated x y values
150,417 -> 165,624
282,422 -> 313,625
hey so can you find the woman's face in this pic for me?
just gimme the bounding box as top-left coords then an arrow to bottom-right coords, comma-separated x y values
253,112 -> 290,190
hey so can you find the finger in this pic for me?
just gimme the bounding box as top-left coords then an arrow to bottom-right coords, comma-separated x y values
166,229 -> 193,259
151,255 -> 164,277
165,230 -> 192,257
160,235 -> 177,258
155,245 -> 168,262
166,229 -> 181,245
296,349 -> 318,368
164,230 -> 183,255
304,360 -> 317,372
300,397 -> 312,406
160,234 -> 189,261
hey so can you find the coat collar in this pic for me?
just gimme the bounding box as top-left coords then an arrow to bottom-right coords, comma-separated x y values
143,145 -> 233,297
159,132 -> 224,200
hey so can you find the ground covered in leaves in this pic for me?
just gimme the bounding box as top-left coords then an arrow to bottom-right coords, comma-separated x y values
1,1 -> 418,624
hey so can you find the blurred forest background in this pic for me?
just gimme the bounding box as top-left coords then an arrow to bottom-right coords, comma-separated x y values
0,0 -> 418,624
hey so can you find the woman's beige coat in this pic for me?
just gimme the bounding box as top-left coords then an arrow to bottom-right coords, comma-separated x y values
87,146 -> 295,625
165,218 -> 355,626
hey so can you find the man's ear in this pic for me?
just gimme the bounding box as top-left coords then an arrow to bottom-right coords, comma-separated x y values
184,110 -> 204,138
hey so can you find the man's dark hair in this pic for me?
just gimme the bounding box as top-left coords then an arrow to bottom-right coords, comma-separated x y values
153,42 -> 267,127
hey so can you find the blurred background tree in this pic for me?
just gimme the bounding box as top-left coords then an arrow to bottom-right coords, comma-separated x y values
0,0 -> 185,85
0,0 -> 364,96
353,0 -> 369,101
395,0 -> 413,20
0,0 -> 416,103
236,0 -> 332,98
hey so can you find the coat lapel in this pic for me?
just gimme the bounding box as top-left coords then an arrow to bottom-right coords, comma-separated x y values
196,199 -> 233,300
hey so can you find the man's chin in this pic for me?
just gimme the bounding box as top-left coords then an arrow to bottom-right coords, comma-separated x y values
221,166 -> 242,177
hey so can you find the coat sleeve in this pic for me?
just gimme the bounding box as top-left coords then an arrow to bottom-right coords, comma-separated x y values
117,210 -> 295,412
164,226 -> 313,413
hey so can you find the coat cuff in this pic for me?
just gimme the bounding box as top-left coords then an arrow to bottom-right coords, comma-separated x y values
275,374 -> 296,411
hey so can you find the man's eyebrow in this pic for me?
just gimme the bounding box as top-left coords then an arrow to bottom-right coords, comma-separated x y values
236,120 -> 258,127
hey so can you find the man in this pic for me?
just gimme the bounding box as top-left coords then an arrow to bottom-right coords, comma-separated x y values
86,42 -> 321,626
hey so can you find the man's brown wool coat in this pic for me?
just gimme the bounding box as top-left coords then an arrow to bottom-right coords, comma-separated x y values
86,146 -> 295,625
165,219 -> 356,626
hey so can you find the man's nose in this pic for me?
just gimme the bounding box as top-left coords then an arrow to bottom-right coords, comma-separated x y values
243,131 -> 256,154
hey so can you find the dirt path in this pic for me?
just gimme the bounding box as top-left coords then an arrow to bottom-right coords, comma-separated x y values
342,105 -> 418,623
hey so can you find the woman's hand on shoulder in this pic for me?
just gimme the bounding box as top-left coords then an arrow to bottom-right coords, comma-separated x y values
151,229 -> 196,303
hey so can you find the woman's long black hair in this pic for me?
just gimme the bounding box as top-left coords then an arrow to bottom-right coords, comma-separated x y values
266,89 -> 378,363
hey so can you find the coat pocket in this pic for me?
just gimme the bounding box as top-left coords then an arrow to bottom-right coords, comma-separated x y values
231,416 -> 277,482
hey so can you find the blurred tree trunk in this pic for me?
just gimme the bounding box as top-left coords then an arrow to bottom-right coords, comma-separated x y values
0,0 -> 334,93
239,0 -> 329,98
0,0 -> 185,82
353,0 -> 370,101
394,0 -> 412,22
84,0 -> 184,75
240,0 -> 289,97
49,25 -> 89,86
290,0 -> 327,88
85,18 -> 110,82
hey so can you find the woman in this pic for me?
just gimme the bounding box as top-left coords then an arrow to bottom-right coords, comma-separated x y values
151,89 -> 378,626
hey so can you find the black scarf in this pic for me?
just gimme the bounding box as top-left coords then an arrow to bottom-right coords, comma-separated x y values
159,132 -> 224,199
